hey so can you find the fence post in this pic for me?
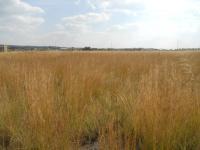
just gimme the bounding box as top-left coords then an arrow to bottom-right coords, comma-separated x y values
4,45 -> 8,52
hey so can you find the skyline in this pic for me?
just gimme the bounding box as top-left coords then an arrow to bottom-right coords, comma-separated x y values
1,0 -> 200,49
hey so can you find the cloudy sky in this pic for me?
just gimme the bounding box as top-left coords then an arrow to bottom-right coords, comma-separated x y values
1,0 -> 200,48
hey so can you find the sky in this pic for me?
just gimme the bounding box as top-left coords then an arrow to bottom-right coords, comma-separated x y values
1,0 -> 200,49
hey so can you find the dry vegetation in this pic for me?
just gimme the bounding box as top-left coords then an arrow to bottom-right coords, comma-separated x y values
0,51 -> 199,150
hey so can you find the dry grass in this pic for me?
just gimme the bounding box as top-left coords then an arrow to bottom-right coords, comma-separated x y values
0,51 -> 199,150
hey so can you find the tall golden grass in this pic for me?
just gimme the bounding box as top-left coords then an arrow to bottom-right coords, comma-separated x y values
0,51 -> 199,150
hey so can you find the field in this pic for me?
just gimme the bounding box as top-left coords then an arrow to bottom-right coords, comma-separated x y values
0,51 -> 199,150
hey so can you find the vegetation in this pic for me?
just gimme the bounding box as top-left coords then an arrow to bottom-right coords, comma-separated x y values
0,51 -> 199,150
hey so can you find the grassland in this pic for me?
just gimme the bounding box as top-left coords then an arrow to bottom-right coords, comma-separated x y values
0,51 -> 199,150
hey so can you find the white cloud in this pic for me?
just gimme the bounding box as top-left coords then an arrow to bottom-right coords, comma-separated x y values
46,0 -> 200,49
0,0 -> 44,15
57,12 -> 110,33
62,12 -> 110,24
74,0 -> 81,5
2,0 -> 200,48
87,0 -> 97,10
108,23 -> 139,32
107,8 -> 137,16
0,0 -> 44,39
85,0 -> 143,10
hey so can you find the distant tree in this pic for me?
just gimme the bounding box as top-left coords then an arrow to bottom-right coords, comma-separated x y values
83,47 -> 92,51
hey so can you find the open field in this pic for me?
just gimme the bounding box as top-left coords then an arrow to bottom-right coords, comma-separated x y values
0,51 -> 199,150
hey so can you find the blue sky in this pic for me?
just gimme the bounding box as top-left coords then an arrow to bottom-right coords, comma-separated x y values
1,0 -> 200,48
